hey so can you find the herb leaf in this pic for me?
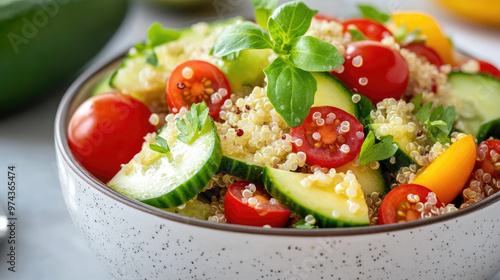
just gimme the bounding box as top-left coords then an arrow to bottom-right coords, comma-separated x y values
358,4 -> 390,24
359,131 -> 398,166
409,93 -> 423,112
268,18 -> 288,53
288,36 -> 345,72
348,29 -> 366,41
264,57 -> 317,127
271,1 -> 317,39
176,102 -> 210,144
251,0 -> 279,29
149,136 -> 170,154
148,22 -> 181,48
292,219 -> 318,229
212,22 -> 273,57
413,99 -> 457,144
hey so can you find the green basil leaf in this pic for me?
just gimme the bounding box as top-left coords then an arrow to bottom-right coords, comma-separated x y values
288,36 -> 344,72
359,131 -> 398,166
251,0 -> 279,29
264,57 -> 317,127
348,29 -> 366,41
213,22 -> 273,57
268,18 -> 288,53
271,1 -> 317,39
358,4 -> 390,24
148,22 -> 181,48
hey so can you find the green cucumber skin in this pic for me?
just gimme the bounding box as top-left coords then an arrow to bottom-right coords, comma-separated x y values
312,72 -> 360,118
477,118 -> 500,143
262,168 -> 367,228
0,0 -> 127,113
449,71 -> 500,137
141,120 -> 222,208
219,156 -> 263,182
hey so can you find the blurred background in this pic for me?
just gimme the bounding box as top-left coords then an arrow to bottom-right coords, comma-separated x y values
0,0 -> 499,279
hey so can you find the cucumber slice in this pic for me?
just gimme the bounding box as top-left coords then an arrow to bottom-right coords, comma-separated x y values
263,167 -> 369,228
219,155 -> 263,182
108,119 -> 222,208
477,118 -> 500,142
336,161 -> 389,195
312,73 -> 360,118
449,72 -> 500,137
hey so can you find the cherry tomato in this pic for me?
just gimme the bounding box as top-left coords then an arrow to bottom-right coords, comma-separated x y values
166,60 -> 231,120
403,42 -> 444,67
68,92 -> 155,181
331,41 -> 409,105
313,14 -> 339,23
224,181 -> 291,227
475,140 -> 500,179
378,184 -> 442,225
342,19 -> 392,41
290,106 -> 364,169
459,59 -> 500,80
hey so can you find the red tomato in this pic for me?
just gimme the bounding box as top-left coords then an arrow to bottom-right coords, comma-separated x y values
342,19 -> 392,41
475,140 -> 500,179
331,41 -> 409,104
403,42 -> 444,67
378,184 -> 442,225
313,14 -> 339,23
224,181 -> 291,227
290,106 -> 364,169
166,60 -> 231,120
68,92 -> 155,181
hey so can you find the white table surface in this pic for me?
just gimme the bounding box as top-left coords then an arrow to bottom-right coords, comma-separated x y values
0,0 -> 499,279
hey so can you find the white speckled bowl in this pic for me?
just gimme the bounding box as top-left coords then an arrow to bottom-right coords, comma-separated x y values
55,55 -> 500,280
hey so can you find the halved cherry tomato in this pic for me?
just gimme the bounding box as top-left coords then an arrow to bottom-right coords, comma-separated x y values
68,92 -> 156,181
459,59 -> 500,80
378,184 -> 442,225
224,181 -> 291,227
475,139 -> 500,179
342,19 -> 392,41
290,106 -> 364,169
331,41 -> 409,104
166,60 -> 231,119
403,42 -> 444,67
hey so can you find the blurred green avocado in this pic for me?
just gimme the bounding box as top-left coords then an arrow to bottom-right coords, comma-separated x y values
0,0 -> 128,113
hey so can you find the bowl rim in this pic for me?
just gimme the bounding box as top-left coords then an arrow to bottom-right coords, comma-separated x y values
55,52 -> 500,237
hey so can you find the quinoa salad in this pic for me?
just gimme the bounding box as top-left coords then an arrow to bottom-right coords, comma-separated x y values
67,1 -> 500,228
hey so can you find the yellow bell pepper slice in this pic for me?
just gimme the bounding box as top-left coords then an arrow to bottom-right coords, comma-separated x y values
411,135 -> 476,204
392,12 -> 456,66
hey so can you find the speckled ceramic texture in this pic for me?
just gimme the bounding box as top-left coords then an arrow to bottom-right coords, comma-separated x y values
55,55 -> 500,280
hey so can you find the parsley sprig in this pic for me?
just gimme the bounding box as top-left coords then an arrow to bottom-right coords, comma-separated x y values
411,94 -> 457,144
213,1 -> 344,127
176,102 -> 210,144
358,131 -> 398,166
